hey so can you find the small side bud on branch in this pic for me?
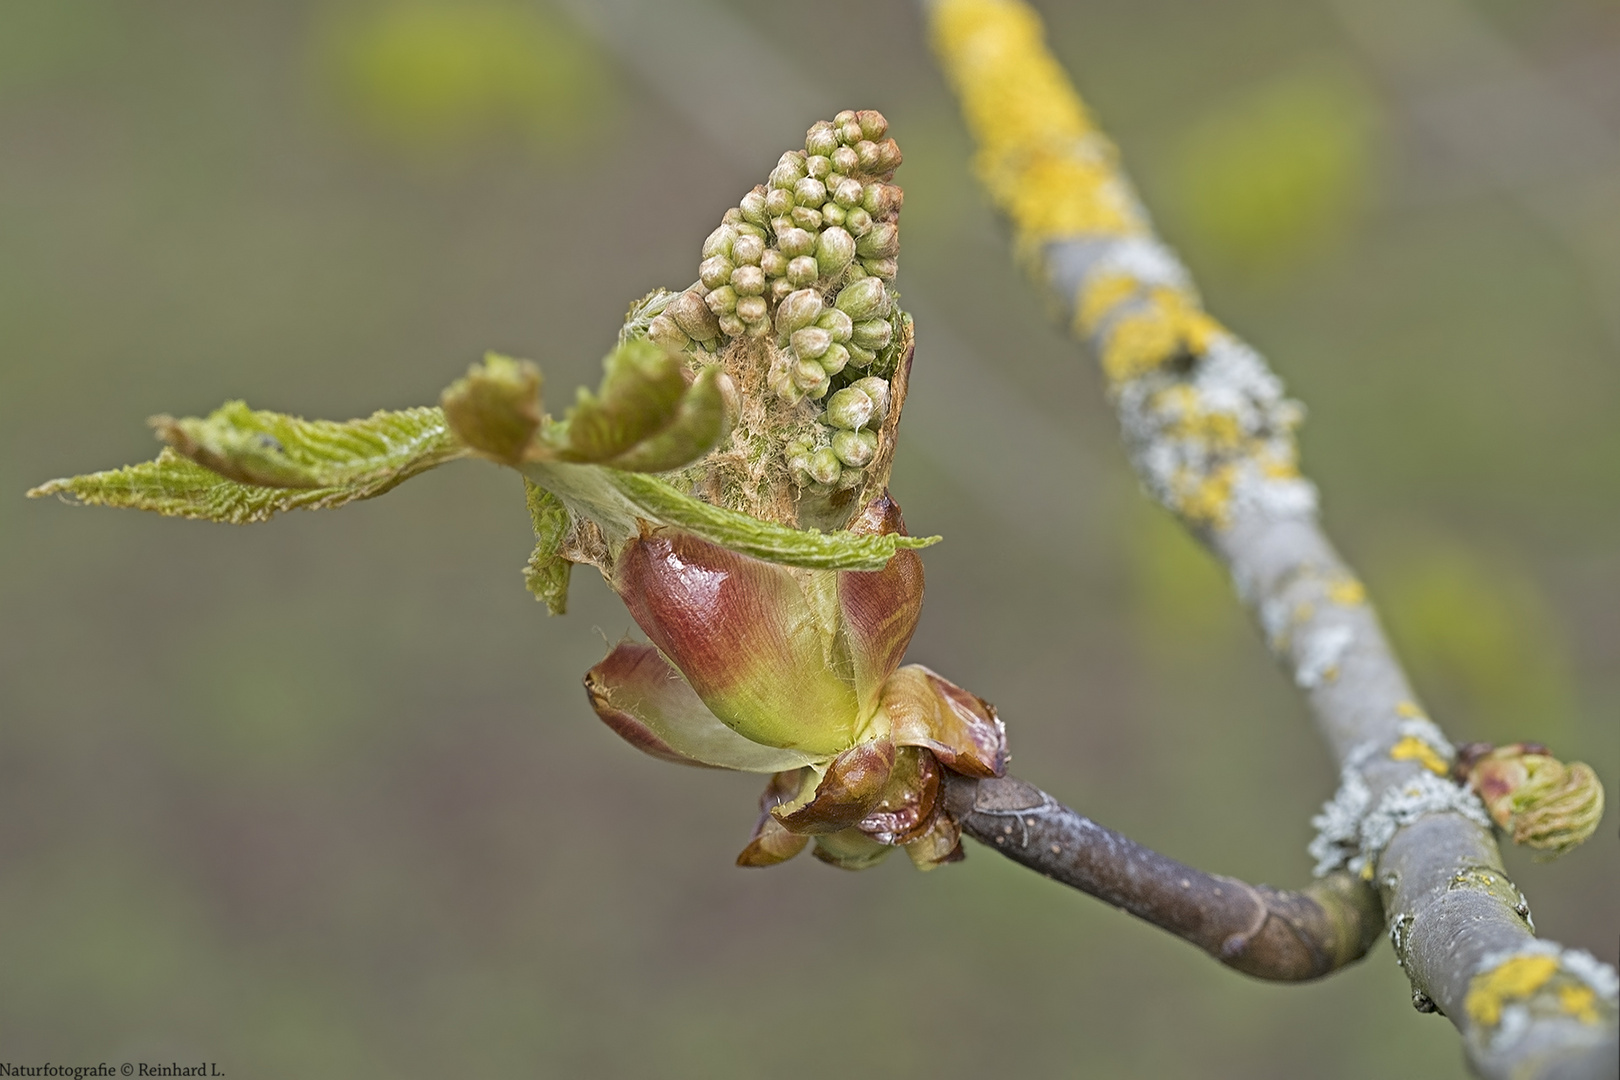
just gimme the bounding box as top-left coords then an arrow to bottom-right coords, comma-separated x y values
1455,743 -> 1605,856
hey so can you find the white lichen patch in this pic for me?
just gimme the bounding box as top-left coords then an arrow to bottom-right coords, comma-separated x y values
1310,755 -> 1490,878
1295,623 -> 1353,689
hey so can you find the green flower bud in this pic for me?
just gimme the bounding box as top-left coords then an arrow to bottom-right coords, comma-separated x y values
831,177 -> 864,208
778,227 -> 816,258
815,309 -> 853,341
760,248 -> 787,278
768,361 -> 800,402
819,342 -> 850,376
832,145 -> 859,174
717,313 -> 746,338
852,318 -> 894,351
744,317 -> 771,338
769,278 -> 794,305
857,110 -> 888,141
861,257 -> 898,280
847,343 -> 877,367
731,265 -> 766,297
850,376 -> 890,422
806,154 -> 832,180
821,202 -> 847,228
845,207 -> 873,237
775,289 -> 824,335
764,187 -> 794,217
669,290 -> 721,341
705,285 -> 738,315
825,386 -> 875,430
768,154 -> 805,190
736,221 -> 767,240
794,359 -> 831,398
790,205 -> 823,232
732,233 -> 765,266
721,207 -> 743,226
806,122 -> 839,158
646,314 -> 690,351
809,445 -> 842,484
816,226 -> 856,277
834,109 -> 857,125
835,276 -> 889,320
874,138 -> 903,172
702,224 -> 736,259
794,177 -> 828,207
791,326 -> 832,359
825,170 -> 849,193
861,182 -> 902,216
855,140 -> 883,172
838,119 -> 863,145
787,255 -> 819,286
735,295 -> 768,324
1459,743 -> 1606,856
699,255 -> 734,290
739,189 -> 768,225
857,221 -> 899,259
833,428 -> 879,468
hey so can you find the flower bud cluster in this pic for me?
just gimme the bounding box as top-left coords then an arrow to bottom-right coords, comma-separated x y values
648,109 -> 907,495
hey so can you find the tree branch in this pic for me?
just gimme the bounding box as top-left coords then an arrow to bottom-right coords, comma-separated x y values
923,1 -> 1618,1076
945,774 -> 1381,982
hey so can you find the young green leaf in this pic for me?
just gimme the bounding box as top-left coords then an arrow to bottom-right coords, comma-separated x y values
522,478 -> 574,615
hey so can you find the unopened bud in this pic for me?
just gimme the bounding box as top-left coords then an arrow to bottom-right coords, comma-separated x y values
731,265 -> 765,297
702,225 -> 736,259
845,207 -> 873,237
852,318 -> 894,351
721,208 -> 743,225
794,359 -> 831,399
815,309 -> 853,341
846,343 -> 877,368
646,314 -> 690,351
787,255 -> 819,286
769,154 -> 806,190
794,177 -> 827,208
760,248 -> 787,279
791,326 -> 832,359
699,255 -> 734,290
835,277 -> 888,320
856,110 -> 888,141
850,376 -> 890,422
790,205 -> 823,232
832,145 -> 859,174
809,446 -> 841,484
769,278 -> 795,305
735,295 -> 768,324
764,187 -> 794,217
857,222 -> 899,259
1458,743 -> 1605,856
774,289 -> 824,335
819,342 -> 850,376
831,177 -> 864,209
861,257 -> 898,280
778,227 -> 816,258
705,285 -> 738,315
838,119 -> 863,145
806,122 -> 839,158
854,140 -> 882,172
825,386 -> 875,430
739,189 -> 768,225
861,182 -> 902,216
874,138 -> 902,172
833,428 -> 879,468
821,202 -> 847,228
732,233 -> 765,266
717,313 -> 746,338
669,290 -> 721,341
816,226 -> 856,277
834,109 -> 857,125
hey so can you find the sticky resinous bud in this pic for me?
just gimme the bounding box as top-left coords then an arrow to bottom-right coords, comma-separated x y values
1455,742 -> 1606,856
665,109 -> 912,535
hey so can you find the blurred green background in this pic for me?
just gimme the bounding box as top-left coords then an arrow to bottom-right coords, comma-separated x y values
2,1 -> 1615,1076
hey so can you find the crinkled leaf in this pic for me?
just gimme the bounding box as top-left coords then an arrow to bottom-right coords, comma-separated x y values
602,365 -> 733,474
522,479 -> 573,615
550,337 -> 690,464
441,353 -> 544,465
28,404 -> 465,524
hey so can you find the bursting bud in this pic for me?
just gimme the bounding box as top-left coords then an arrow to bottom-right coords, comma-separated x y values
1456,743 -> 1605,856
